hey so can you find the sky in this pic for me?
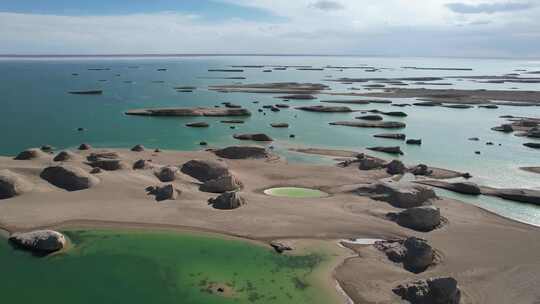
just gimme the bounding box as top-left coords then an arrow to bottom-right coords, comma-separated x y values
0,0 -> 539,57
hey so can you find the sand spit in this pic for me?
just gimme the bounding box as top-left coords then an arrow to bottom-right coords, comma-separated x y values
125,107 -> 251,117
330,88 -> 540,104
1,147 -> 540,304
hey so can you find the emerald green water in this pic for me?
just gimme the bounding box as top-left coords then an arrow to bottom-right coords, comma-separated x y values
0,230 -> 332,304
264,187 -> 329,198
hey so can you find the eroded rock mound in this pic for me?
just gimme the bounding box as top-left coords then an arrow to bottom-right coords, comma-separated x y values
386,160 -> 407,175
395,206 -> 441,232
375,237 -> 434,273
200,174 -> 243,193
40,165 -> 100,191
393,277 -> 461,304
0,170 -> 32,199
181,159 -> 230,182
131,144 -> 145,152
147,184 -> 180,201
368,182 -> 437,208
9,230 -> 66,254
368,146 -> 404,155
14,148 -> 47,160
133,159 -> 153,170
155,166 -> 179,182
209,191 -> 247,210
213,146 -> 270,159
53,151 -> 77,162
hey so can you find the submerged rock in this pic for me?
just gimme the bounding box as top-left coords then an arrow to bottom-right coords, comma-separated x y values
491,124 -> 514,133
9,230 -> 66,254
330,121 -> 406,129
524,142 -> 540,149
40,165 -> 99,191
0,170 -> 32,199
209,191 -> 247,210
395,206 -> 441,232
406,139 -> 422,145
296,105 -> 352,113
126,107 -> 251,117
200,174 -> 243,193
14,148 -> 47,160
393,277 -> 461,304
213,146 -> 270,159
181,159 -> 230,182
270,123 -> 289,128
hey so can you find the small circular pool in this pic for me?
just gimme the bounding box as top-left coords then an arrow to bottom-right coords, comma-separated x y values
263,187 -> 329,198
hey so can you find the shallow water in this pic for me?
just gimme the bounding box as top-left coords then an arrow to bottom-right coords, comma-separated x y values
0,55 -> 539,224
264,187 -> 329,198
0,229 -> 333,304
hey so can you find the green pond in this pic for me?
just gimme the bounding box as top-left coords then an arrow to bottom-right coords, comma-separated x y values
0,229 -> 335,304
264,187 -> 329,198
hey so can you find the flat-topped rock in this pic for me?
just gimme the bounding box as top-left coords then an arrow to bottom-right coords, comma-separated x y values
125,107 -> 251,117
213,146 -> 271,159
0,170 -> 32,199
320,99 -> 371,105
330,121 -> 406,129
200,174 -> 243,193
393,277 -> 461,304
296,105 -> 352,113
40,165 -> 99,191
365,182 -> 437,208
233,133 -> 273,142
14,148 -> 47,160
270,123 -> 289,128
181,159 -> 230,182
209,191 -> 247,210
276,94 -> 317,100
9,230 -> 66,254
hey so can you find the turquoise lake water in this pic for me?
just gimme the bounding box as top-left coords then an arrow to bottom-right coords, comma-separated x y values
0,55 -> 539,224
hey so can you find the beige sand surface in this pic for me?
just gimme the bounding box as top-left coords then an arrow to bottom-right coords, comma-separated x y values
1,147 -> 539,303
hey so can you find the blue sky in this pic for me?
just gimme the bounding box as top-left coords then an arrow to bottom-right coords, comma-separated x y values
0,0 -> 279,21
0,0 -> 539,57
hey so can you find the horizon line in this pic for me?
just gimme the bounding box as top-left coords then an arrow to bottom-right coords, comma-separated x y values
0,53 -> 538,60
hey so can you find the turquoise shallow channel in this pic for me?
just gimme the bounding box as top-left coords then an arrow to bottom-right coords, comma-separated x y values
0,229 -> 333,304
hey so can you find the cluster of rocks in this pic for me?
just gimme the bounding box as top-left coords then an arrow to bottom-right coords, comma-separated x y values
393,277 -> 461,304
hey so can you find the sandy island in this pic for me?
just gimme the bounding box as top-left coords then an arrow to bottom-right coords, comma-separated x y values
1,146 -> 540,303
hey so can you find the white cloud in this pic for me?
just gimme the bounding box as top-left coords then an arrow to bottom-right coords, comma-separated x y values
0,0 -> 539,57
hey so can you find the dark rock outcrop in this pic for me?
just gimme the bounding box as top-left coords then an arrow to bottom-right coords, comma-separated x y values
270,123 -> 289,128
53,151 -> 77,162
150,184 -> 179,201
126,107 -> 251,117
133,159 -> 153,170
181,160 -> 230,182
40,165 -> 99,191
524,142 -> 540,149
233,133 -> 273,142
374,133 -> 406,140
393,277 -> 461,304
375,237 -> 434,273
213,146 -> 270,159
200,174 -> 243,193
330,121 -> 406,129
364,182 -> 437,208
9,230 -> 66,254
270,241 -> 293,253
368,146 -> 404,155
78,143 -> 92,150
410,164 -> 433,176
296,105 -> 352,113
131,144 -> 145,152
186,122 -> 209,128
357,115 -> 384,121
491,124 -> 514,133
386,160 -> 407,175
209,191 -> 247,210
395,206 -> 441,231
0,170 -> 32,199
407,139 -> 422,145
14,148 -> 47,160
155,166 -> 179,182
